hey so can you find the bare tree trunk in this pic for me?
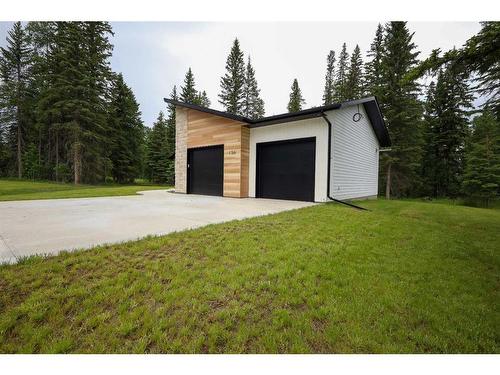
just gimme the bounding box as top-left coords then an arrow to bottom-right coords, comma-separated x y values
74,143 -> 81,185
385,162 -> 392,200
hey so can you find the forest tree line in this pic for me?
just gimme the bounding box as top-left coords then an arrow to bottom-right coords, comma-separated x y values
1,21 -> 499,205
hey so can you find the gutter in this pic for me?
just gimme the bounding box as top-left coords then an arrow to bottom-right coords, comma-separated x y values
321,113 -> 368,211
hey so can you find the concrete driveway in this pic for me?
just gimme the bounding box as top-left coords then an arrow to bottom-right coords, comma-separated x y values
0,190 -> 314,263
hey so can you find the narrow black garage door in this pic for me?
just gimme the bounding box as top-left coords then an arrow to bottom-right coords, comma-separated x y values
187,145 -> 224,196
256,137 -> 316,202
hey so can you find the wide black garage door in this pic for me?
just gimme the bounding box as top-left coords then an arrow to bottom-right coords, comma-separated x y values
187,145 -> 224,196
256,137 -> 316,202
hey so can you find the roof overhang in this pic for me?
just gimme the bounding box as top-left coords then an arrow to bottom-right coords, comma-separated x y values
163,96 -> 391,147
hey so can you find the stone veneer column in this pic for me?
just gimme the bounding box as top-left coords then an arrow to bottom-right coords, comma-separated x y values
175,108 -> 188,193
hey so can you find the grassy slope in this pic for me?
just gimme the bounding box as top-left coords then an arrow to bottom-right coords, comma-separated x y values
0,179 -> 170,201
0,200 -> 498,353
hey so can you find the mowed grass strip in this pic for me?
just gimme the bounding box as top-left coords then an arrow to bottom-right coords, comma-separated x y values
0,179 -> 170,201
0,200 -> 498,353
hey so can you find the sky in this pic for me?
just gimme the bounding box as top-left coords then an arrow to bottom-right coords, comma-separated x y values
0,22 -> 483,127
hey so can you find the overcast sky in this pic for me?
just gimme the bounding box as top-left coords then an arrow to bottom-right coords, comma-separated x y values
0,22 -> 482,126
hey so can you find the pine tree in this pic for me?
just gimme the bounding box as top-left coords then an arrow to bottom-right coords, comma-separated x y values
379,22 -> 423,198
323,50 -> 336,105
421,65 -> 473,197
108,73 -> 144,183
82,22 -> 114,183
165,86 -> 178,184
365,23 -> 385,99
35,22 -> 114,184
462,110 -> 500,207
459,22 -> 500,119
242,56 -> 265,119
0,22 -> 32,178
287,79 -> 305,112
219,38 -> 246,115
180,68 -> 198,104
196,90 -> 211,107
333,43 -> 349,102
25,22 -> 57,176
166,85 -> 177,156
146,111 -> 170,183
345,44 -> 364,100
421,81 -> 437,195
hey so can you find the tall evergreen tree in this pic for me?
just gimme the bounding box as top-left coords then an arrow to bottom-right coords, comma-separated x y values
108,73 -> 144,183
180,68 -> 198,104
219,38 -> 246,115
462,110 -> 500,206
457,22 -> 500,119
345,44 -> 364,100
34,22 -> 114,184
196,90 -> 211,107
365,23 -> 385,99
323,50 -> 336,105
25,22 -> 57,175
0,22 -> 32,178
421,65 -> 473,197
0,22 -> 145,184
333,43 -> 349,102
379,22 -> 423,198
166,85 -> 177,159
242,56 -> 265,119
146,111 -> 170,183
287,79 -> 305,112
82,22 -> 114,182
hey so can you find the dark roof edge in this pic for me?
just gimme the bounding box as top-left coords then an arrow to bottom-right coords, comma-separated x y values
164,96 -> 391,147
163,98 -> 250,123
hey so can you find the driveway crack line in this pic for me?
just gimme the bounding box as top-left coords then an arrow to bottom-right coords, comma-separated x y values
0,233 -> 18,261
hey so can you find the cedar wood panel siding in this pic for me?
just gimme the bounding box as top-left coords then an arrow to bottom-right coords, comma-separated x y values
186,109 -> 249,198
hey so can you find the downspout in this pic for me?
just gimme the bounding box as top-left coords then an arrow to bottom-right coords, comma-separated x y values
321,113 -> 368,211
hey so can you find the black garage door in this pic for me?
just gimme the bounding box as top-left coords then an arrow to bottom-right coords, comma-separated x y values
256,137 -> 316,202
187,145 -> 224,196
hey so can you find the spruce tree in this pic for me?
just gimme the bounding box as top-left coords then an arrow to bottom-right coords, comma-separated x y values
421,65 -> 473,197
0,22 -> 32,178
35,22 -> 114,184
108,73 -> 144,183
287,79 -> 305,112
82,22 -> 114,183
166,85 -> 177,158
196,90 -> 211,107
333,43 -> 349,102
146,111 -> 170,183
180,68 -> 198,104
459,22 -> 500,119
345,44 -> 364,100
219,38 -> 246,115
165,86 -> 178,184
25,22 -> 57,176
421,81 -> 438,195
365,23 -> 385,99
462,110 -> 500,207
242,56 -> 265,119
323,50 -> 336,105
379,21 -> 423,198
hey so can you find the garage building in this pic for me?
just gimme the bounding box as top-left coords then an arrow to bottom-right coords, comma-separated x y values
164,96 -> 391,202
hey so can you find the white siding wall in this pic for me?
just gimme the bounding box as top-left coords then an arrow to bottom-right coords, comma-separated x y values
327,105 -> 380,200
248,117 -> 329,202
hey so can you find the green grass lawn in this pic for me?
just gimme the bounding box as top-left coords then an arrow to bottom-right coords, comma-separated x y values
0,179 -> 171,201
0,199 -> 498,353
